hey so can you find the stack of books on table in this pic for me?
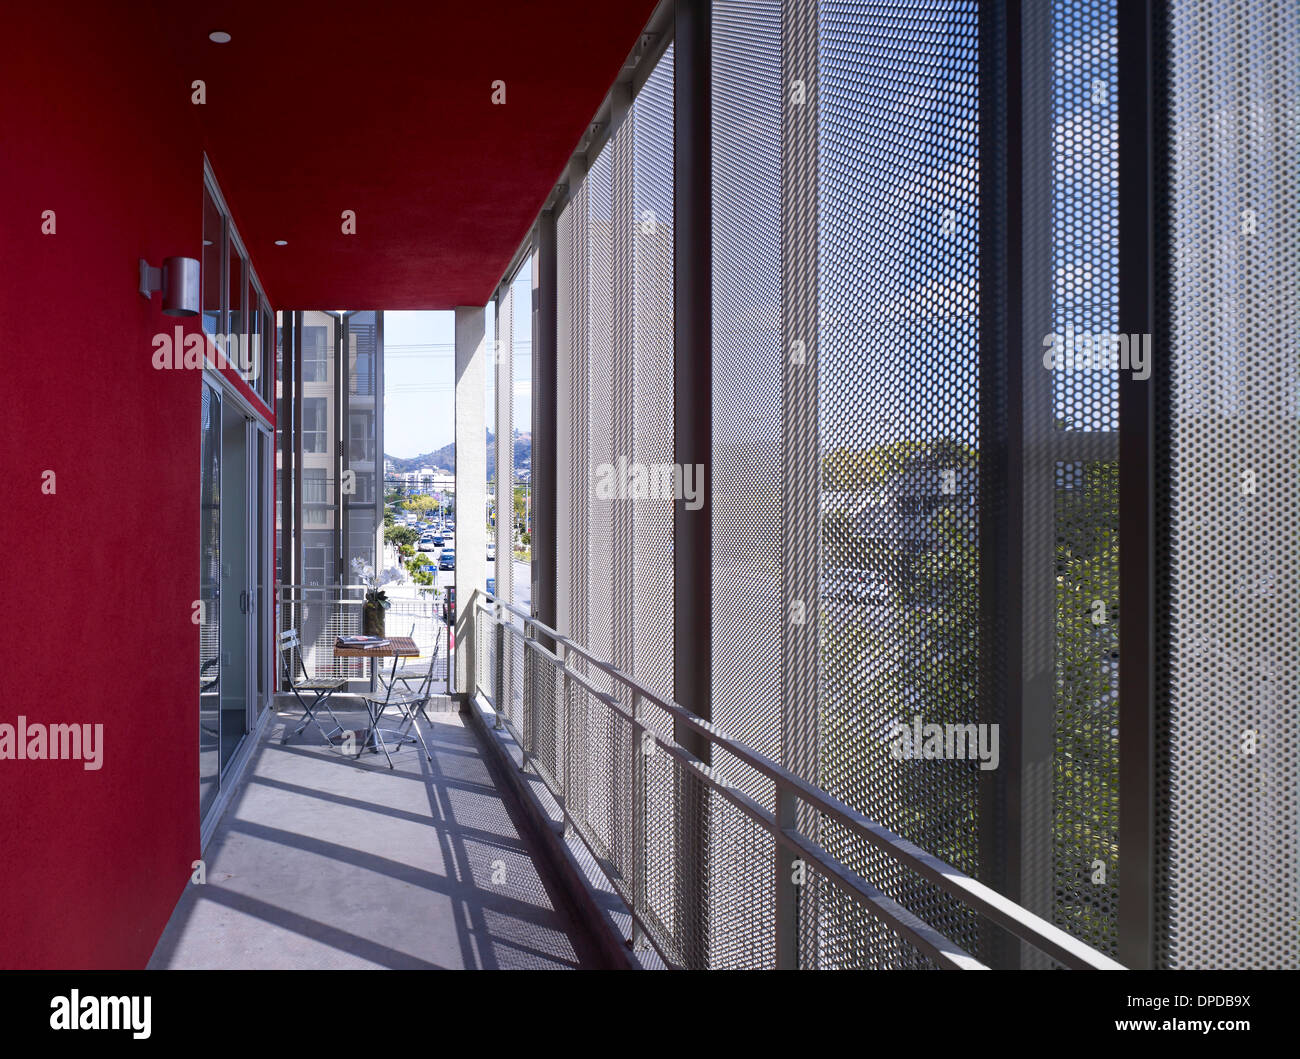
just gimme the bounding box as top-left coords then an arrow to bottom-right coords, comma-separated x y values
336,635 -> 390,649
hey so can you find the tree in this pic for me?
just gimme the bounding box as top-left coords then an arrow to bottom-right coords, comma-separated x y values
384,524 -> 418,549
403,495 -> 440,516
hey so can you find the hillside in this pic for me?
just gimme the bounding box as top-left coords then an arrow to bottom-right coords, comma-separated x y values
385,429 -> 532,479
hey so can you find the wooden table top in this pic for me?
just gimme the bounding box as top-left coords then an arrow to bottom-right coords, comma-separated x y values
333,636 -> 420,658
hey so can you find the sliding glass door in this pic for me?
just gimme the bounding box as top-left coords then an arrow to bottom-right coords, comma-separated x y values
199,383 -> 222,819
200,378 -> 273,825
219,397 -> 250,773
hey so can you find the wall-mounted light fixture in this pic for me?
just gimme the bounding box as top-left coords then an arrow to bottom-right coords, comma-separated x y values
138,257 -> 200,316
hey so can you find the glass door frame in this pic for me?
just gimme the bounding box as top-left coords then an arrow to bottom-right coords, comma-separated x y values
253,418 -> 274,720
203,366 -> 275,792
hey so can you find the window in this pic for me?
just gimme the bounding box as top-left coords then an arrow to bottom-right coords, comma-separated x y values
303,546 -> 326,587
202,188 -> 223,338
349,414 -> 375,464
201,163 -> 273,405
303,468 -> 329,504
303,399 -> 328,455
303,325 -> 330,382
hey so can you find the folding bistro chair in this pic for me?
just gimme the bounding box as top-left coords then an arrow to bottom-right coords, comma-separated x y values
359,646 -> 439,768
387,627 -> 441,709
280,628 -> 347,745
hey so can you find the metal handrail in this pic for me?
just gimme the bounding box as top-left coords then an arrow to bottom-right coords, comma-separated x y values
473,590 -> 1124,971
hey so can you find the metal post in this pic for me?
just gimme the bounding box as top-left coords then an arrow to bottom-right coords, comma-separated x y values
774,783 -> 799,969
630,688 -> 646,950
674,0 -> 713,970
524,623 -> 536,753
1116,0 -> 1158,972
292,312 -> 304,599
561,643 -> 574,838
533,213 -> 558,650
454,306 -> 488,697
494,605 -> 506,731
781,0 -> 822,967
977,0 -> 1023,969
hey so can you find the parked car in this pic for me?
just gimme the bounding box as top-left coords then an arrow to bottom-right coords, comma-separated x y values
438,549 -> 456,570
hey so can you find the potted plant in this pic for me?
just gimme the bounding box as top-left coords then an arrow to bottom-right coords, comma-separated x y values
352,558 -> 401,637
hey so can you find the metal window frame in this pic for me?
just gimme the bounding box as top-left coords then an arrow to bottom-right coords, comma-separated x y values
202,157 -> 275,420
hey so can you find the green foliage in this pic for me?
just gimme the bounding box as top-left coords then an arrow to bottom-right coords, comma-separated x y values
384,523 -> 418,549
818,437 -> 1122,956
822,438 -> 976,492
1053,460 -> 1120,952
404,495 -> 441,516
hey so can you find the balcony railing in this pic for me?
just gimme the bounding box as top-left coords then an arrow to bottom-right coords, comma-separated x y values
471,591 -> 1124,971
277,584 -> 449,691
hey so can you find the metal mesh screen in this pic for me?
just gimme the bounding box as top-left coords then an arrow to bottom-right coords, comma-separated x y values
565,679 -> 634,884
712,0 -> 785,781
584,147 -> 617,693
709,0 -> 786,968
559,185 -> 588,649
1158,0 -> 1300,969
627,49 -> 686,958
802,860 -> 944,970
631,45 -> 676,706
1024,0 -> 1122,960
814,0 -> 983,964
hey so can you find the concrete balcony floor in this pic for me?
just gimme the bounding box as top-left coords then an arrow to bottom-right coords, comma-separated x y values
150,701 -> 603,969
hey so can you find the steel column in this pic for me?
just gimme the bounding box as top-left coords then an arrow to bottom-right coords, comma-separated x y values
454,305 -> 489,698
1116,0 -> 1159,972
673,0 -> 712,970
533,211 -> 558,647
976,0 -> 1023,969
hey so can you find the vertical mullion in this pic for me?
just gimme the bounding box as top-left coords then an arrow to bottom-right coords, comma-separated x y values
1017,0 -> 1059,968
673,0 -> 713,970
1117,0 -> 1158,972
293,312 -> 304,594
534,213 -> 558,643
338,310 -> 348,587
375,311 -> 385,574
977,0 -> 1023,968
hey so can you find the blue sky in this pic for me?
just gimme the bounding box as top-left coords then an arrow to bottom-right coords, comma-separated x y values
383,310 -> 456,457
384,285 -> 532,459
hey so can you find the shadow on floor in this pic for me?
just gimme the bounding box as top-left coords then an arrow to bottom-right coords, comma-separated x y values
149,703 -> 605,969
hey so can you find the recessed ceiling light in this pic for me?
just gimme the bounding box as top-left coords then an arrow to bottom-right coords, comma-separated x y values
274,240 -> 288,246
209,31 -> 231,43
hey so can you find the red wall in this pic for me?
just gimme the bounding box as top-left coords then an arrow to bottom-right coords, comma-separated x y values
0,4 -> 268,968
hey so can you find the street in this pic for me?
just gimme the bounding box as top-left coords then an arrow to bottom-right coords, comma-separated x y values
385,540 -> 530,613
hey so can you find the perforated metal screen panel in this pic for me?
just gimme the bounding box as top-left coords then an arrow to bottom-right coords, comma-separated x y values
631,46 -> 676,706
707,3 -> 786,969
712,0 -> 784,782
1032,0 -> 1122,960
814,0 -> 983,966
534,0 -> 1297,969
1159,0 -> 1300,969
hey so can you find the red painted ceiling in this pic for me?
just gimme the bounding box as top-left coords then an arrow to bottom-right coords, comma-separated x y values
160,1 -> 660,309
